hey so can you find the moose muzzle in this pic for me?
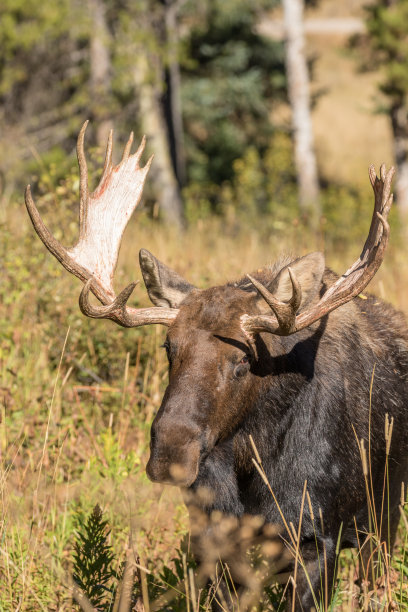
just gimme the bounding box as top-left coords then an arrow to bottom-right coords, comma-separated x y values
146,417 -> 203,487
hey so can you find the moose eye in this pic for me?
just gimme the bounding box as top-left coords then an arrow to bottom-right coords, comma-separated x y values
234,354 -> 250,378
161,340 -> 171,360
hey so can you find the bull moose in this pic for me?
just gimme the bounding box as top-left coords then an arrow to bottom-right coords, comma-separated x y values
25,122 -> 408,610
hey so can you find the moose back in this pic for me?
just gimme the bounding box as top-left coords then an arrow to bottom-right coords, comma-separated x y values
26,123 -> 408,609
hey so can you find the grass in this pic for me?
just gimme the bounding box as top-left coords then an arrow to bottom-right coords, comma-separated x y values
1,183 -> 408,610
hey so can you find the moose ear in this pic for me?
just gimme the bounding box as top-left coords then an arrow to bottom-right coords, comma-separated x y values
139,249 -> 196,308
271,252 -> 325,308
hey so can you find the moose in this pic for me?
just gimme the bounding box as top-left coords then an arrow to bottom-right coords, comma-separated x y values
25,122 -> 408,610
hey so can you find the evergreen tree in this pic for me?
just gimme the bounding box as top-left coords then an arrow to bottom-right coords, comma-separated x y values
181,0 -> 285,190
357,0 -> 408,216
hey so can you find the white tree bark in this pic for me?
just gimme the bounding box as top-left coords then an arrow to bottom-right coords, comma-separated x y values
88,0 -> 113,147
283,0 -> 320,220
133,53 -> 184,229
164,0 -> 186,187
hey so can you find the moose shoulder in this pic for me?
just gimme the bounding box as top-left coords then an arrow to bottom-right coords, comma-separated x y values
25,123 -> 408,610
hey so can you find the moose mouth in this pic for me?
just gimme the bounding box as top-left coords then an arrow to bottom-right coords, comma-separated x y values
146,458 -> 200,487
146,428 -> 229,490
146,438 -> 202,487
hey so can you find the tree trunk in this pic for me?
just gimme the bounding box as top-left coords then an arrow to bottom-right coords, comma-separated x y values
133,52 -> 185,229
164,0 -> 186,187
88,0 -> 113,147
390,103 -> 408,218
283,0 -> 320,222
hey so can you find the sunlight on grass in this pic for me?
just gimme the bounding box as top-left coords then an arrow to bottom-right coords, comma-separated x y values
1,195 -> 407,609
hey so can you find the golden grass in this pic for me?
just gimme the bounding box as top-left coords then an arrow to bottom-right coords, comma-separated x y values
1,198 -> 408,609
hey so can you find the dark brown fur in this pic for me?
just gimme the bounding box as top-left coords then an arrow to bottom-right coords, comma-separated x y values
140,250 -> 408,610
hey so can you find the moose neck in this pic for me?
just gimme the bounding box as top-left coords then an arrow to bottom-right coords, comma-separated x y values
189,321 -> 326,518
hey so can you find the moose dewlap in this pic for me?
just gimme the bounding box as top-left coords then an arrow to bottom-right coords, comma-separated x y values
26,122 -> 408,610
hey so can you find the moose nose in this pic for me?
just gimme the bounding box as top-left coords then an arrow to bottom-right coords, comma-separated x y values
146,418 -> 202,486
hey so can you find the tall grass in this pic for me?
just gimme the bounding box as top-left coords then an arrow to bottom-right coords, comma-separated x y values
1,188 -> 407,609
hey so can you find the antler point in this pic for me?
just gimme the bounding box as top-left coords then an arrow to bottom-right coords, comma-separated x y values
80,120 -> 89,135
368,165 -> 377,187
145,154 -> 154,170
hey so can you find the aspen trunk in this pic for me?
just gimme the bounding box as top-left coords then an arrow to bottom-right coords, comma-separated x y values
88,0 -> 113,147
133,53 -> 185,228
164,0 -> 186,187
283,0 -> 320,221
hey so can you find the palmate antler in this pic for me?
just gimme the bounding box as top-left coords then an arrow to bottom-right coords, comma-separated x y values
25,121 -> 178,327
241,164 -> 395,338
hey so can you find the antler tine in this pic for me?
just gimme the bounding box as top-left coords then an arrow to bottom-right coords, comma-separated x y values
288,268 -> 302,310
77,121 -> 89,233
121,131 -> 134,163
246,274 -> 284,312
246,267 -> 302,335
79,279 -> 138,322
241,164 -> 395,341
368,164 -> 376,188
25,184 -> 74,272
133,135 -> 147,165
381,167 -> 394,213
78,278 -> 178,327
364,165 -> 394,255
369,164 -> 394,210
99,129 -> 114,186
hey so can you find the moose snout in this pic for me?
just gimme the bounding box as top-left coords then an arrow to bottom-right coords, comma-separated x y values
146,417 -> 203,487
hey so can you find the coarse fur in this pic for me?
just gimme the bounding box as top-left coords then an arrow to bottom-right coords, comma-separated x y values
141,250 -> 408,610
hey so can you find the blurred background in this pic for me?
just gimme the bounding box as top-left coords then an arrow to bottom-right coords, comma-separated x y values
1,0 -> 406,232
1,0 -> 408,609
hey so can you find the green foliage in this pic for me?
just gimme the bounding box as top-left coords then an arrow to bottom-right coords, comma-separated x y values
365,0 -> 408,104
184,131 -> 298,225
181,0 -> 285,188
71,506 -> 204,611
146,549 -> 206,610
1,192 -> 407,608
73,504 -> 117,609
1,3 -> 407,608
0,0 -> 289,220
393,501 -> 408,607
89,425 -> 142,482
184,129 -> 383,252
227,132 -> 298,221
0,0 -> 71,96
352,0 -> 408,110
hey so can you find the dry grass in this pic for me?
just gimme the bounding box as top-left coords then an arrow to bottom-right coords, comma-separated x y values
0,192 -> 408,609
1,0 -> 406,605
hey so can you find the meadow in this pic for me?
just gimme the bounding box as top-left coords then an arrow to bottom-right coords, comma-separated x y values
1,156 -> 408,610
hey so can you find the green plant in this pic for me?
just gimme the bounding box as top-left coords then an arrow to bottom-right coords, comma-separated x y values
73,504 -> 117,610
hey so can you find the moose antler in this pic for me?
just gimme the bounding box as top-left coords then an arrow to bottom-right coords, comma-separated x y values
25,121 -> 179,327
241,164 -> 395,338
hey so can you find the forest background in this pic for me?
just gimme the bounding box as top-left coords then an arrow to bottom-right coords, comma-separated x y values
1,0 -> 408,609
